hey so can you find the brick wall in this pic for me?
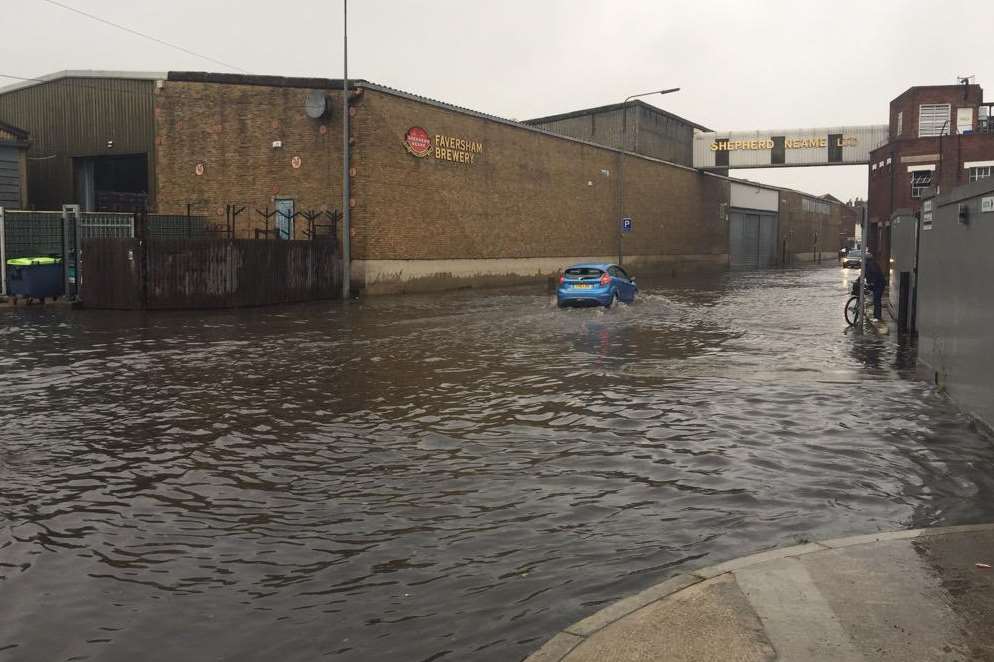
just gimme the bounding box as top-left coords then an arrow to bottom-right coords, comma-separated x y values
890,85 -> 983,140
350,88 -> 728,262
778,190 -> 843,262
869,133 -> 994,223
154,81 -> 345,238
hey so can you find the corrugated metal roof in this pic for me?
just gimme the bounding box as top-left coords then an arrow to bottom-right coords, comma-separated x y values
0,70 -> 165,95
524,99 -> 712,132
167,71 -> 361,90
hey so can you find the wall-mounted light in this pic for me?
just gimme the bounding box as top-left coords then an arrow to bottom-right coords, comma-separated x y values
272,140 -> 283,149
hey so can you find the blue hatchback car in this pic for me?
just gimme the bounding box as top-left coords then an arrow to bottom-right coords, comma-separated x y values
557,263 -> 638,308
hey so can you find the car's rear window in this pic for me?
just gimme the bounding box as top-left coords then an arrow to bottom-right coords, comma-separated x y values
565,268 -> 603,277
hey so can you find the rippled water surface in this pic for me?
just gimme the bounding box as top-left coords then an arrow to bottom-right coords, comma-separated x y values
2,266 -> 993,661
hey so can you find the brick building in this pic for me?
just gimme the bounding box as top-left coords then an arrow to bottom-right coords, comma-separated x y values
0,71 -> 846,293
867,81 -> 994,266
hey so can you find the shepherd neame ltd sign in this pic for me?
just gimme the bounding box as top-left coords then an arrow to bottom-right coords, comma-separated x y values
692,124 -> 889,169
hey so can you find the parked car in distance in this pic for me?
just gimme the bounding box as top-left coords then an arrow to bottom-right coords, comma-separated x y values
557,263 -> 638,308
842,249 -> 863,269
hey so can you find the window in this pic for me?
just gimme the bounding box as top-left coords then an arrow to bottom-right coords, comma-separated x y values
896,111 -> 903,137
957,107 -> 974,134
918,104 -> 951,137
911,171 -> 933,198
970,166 -> 992,183
565,267 -> 603,277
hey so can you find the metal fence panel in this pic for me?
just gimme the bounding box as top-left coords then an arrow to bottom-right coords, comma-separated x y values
2,211 -> 65,260
148,214 -> 215,240
80,212 -> 135,239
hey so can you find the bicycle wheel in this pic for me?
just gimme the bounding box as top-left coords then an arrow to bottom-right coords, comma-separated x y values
844,296 -> 861,326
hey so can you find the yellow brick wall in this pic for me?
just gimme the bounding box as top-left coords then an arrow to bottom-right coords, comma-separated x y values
154,81 -> 345,239
350,89 -> 728,261
154,81 -> 729,261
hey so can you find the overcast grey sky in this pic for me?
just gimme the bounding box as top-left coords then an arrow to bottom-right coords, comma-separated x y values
3,0 -> 992,200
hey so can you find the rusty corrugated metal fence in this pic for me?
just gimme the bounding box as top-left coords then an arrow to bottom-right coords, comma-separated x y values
79,238 -> 341,309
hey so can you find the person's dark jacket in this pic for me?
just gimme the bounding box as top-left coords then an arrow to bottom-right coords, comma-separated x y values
865,257 -> 885,291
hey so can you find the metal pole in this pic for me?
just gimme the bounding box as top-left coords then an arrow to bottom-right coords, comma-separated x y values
617,88 -> 679,266
0,207 -> 6,296
857,206 -> 867,334
61,205 -> 71,300
617,108 -> 625,265
341,0 -> 351,300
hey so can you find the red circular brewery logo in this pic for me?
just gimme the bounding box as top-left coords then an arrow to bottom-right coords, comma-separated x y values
404,127 -> 432,158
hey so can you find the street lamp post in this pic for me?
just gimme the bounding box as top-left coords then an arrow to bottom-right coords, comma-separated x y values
341,0 -> 351,300
617,88 -> 679,265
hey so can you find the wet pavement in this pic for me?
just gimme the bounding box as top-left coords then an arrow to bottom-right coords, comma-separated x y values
1,266 -> 993,662
528,524 -> 994,662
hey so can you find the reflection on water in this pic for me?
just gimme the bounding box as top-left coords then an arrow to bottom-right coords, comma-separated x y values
1,267 -> 993,661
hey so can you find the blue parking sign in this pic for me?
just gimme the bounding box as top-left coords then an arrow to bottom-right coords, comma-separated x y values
622,217 -> 633,233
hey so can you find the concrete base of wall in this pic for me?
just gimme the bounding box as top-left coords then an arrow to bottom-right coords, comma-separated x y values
353,254 -> 729,295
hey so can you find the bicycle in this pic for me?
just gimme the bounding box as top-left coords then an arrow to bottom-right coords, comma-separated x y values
844,278 -> 872,327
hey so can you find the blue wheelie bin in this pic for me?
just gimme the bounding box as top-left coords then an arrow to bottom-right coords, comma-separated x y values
6,257 -> 65,302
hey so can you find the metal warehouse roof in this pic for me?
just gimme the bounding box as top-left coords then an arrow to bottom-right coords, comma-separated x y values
167,71 -> 360,89
524,99 -> 712,133
0,70 -> 367,95
0,70 -> 166,95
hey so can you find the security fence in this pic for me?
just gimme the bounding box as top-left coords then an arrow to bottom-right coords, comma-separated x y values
0,206 -> 136,297
1,204 -> 341,300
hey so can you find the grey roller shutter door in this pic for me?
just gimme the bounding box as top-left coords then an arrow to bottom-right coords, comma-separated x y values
730,211 -> 778,269
0,147 -> 20,209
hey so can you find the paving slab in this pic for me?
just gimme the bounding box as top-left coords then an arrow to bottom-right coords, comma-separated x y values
736,558 -> 866,661
802,538 -> 971,661
563,574 -> 776,662
526,524 -> 994,662
912,529 -> 994,661
564,574 -> 702,637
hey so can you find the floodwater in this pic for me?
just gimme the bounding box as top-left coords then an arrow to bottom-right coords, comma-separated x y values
2,266 -> 993,662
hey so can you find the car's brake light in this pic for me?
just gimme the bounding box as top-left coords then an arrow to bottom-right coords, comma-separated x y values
599,273 -> 611,286
559,274 -> 565,284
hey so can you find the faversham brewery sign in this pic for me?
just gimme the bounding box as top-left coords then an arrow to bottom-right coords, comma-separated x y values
404,126 -> 483,164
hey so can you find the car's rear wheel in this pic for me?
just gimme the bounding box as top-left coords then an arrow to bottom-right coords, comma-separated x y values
605,291 -> 618,308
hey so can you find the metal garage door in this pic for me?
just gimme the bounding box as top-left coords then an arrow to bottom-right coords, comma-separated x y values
729,211 -> 778,269
0,146 -> 20,209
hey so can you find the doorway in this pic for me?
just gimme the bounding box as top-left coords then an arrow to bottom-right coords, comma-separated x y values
729,210 -> 778,269
275,198 -> 295,240
75,154 -> 148,212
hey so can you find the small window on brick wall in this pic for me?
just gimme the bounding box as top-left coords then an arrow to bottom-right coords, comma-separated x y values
911,171 -> 933,198
896,111 -> 903,137
969,166 -> 992,183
